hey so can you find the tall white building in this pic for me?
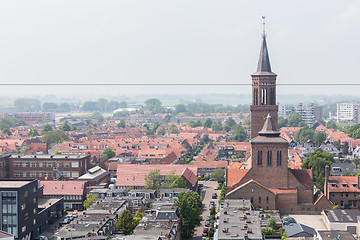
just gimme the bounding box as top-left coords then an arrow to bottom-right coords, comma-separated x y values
337,103 -> 357,123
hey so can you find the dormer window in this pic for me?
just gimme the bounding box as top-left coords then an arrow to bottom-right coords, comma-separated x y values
341,183 -> 348,188
330,183 -> 337,187
352,184 -> 358,188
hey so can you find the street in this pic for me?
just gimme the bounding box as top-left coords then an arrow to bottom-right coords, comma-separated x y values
193,180 -> 220,239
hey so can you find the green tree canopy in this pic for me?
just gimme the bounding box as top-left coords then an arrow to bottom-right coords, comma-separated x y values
14,98 -> 41,112
203,118 -> 213,128
42,130 -> 68,147
302,150 -> 334,191
175,192 -> 202,239
211,168 -> 225,182
144,169 -> 161,190
59,121 -> 71,131
42,123 -> 53,134
116,120 -> 126,128
83,193 -> 98,209
116,210 -> 135,235
100,147 -> 116,161
278,116 -> 286,129
295,126 -> 315,143
313,132 -> 327,147
145,98 -> 163,113
175,104 -> 187,114
211,121 -> 223,131
225,117 -> 236,127
170,124 -> 179,134
326,121 -> 338,130
229,124 -> 247,142
27,129 -> 39,137
287,112 -> 306,127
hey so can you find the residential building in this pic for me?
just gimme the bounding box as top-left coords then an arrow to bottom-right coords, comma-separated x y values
293,103 -> 321,126
9,112 -> 55,125
0,180 -> 38,240
9,154 -> 90,181
77,166 -> 110,188
40,181 -> 87,210
317,231 -> 355,240
116,164 -> 198,191
214,199 -> 263,240
330,162 -> 357,176
322,209 -> 360,234
324,168 -> 360,209
337,103 -> 358,123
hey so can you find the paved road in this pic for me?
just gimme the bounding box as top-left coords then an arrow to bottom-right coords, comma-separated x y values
193,180 -> 220,239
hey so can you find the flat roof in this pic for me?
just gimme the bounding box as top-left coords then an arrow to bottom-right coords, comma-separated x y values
11,154 -> 89,159
0,180 -> 33,188
38,197 -> 63,209
326,209 -> 360,223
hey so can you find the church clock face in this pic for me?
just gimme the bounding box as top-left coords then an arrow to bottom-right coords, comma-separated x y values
261,113 -> 268,120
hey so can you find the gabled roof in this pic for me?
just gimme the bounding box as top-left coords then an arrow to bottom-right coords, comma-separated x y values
289,169 -> 313,187
226,169 -> 249,187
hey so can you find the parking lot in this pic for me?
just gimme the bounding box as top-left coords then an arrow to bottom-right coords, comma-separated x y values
40,211 -> 81,240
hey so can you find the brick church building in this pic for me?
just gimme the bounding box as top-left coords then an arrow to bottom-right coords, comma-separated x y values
226,30 -> 332,214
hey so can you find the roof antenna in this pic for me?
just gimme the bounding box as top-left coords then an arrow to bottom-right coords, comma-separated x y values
262,16 -> 266,37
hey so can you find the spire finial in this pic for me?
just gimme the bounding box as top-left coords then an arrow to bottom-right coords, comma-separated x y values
262,16 -> 266,37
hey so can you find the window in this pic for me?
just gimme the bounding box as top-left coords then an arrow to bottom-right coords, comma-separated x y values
331,193 -> 336,198
352,184 -> 358,188
354,193 -> 357,198
342,183 -> 348,187
267,151 -> 272,166
259,197 -> 261,204
340,193 -> 344,198
251,197 -> 253,203
266,196 -> 269,204
31,162 -> 36,168
24,191 -> 28,198
345,193 -> 349,198
71,161 -> 79,168
277,151 -> 282,166
21,203 -> 26,210
24,213 -> 28,220
33,198 -> 37,203
257,151 -> 262,166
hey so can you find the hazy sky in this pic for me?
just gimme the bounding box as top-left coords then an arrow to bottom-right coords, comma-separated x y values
0,1 -> 359,99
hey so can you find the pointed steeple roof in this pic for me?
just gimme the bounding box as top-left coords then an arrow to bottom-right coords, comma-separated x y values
258,114 -> 280,136
257,36 -> 272,72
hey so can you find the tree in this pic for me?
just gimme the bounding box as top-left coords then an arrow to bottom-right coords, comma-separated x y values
302,150 -> 334,191
278,116 -> 286,129
230,124 -> 247,142
163,115 -> 171,123
97,98 -> 108,112
211,121 -> 223,131
83,193 -> 98,209
326,121 -> 338,130
295,126 -> 315,143
14,98 -> 41,112
58,103 -> 70,112
144,169 -> 161,190
27,129 -> 39,137
54,150 -> 62,155
107,100 -> 120,112
343,141 -> 349,155
175,104 -> 187,114
116,120 -> 126,128
42,102 -> 58,112
42,123 -> 53,134
59,121 -> 71,131
116,210 -> 135,235
287,112 -> 306,127
225,117 -> 236,127
119,101 -> 128,108
145,98 -> 162,113
82,101 -> 98,111
313,132 -> 327,147
203,118 -> 213,128
91,112 -> 104,123
43,130 -> 68,147
175,192 -> 202,239
2,128 -> 11,135
268,217 -> 277,230
211,168 -> 225,182
333,140 -> 341,151
170,124 -> 179,134
100,148 -> 116,161
157,128 -> 166,135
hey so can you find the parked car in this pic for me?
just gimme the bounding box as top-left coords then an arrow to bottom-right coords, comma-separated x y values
203,227 -> 209,233
205,220 -> 210,227
62,218 -> 70,224
214,186 -> 219,190
282,217 -> 296,226
209,178 -> 216,181
206,216 -> 211,221
212,193 -> 217,199
72,212 -> 78,218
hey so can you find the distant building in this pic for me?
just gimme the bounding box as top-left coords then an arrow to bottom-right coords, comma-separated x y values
337,103 -> 358,123
9,112 -> 55,125
278,105 -> 292,118
293,103 -> 322,126
322,209 -> 360,234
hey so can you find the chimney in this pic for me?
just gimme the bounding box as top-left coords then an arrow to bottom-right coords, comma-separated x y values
324,165 -> 329,198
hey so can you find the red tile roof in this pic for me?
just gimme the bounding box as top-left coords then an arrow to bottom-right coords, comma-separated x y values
40,181 -> 86,195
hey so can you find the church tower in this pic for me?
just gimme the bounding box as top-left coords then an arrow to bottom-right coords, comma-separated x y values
250,28 -> 278,139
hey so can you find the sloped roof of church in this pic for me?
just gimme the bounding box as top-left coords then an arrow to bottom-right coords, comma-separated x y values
252,36 -> 276,76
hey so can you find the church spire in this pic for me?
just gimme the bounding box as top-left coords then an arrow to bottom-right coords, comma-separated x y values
256,17 -> 273,74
